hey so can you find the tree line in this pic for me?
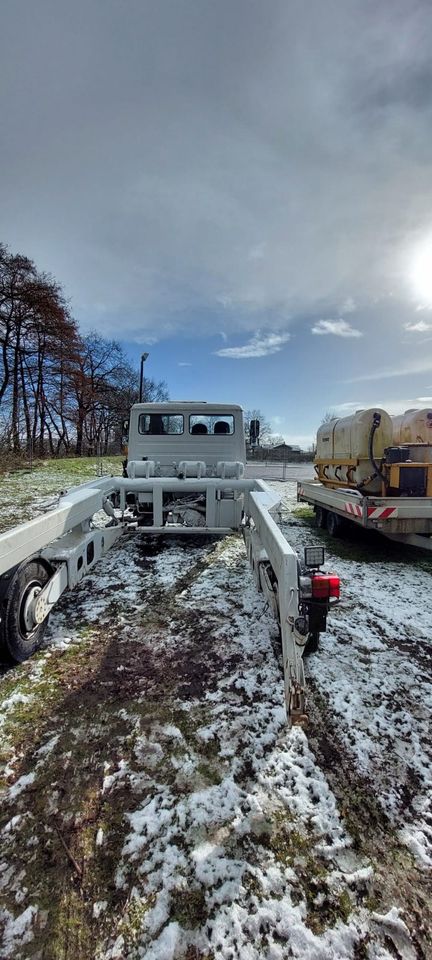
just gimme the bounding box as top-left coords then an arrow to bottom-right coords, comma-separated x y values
0,244 -> 167,457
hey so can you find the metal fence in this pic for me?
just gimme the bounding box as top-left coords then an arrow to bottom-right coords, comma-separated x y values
245,461 -> 315,482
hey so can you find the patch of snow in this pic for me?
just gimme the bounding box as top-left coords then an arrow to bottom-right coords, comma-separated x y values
102,759 -> 129,793
93,900 -> 108,919
159,724 -> 183,740
34,734 -> 60,758
1,815 -> 23,835
371,907 -> 417,960
0,904 -> 37,954
8,772 -> 35,799
143,921 -> 181,960
0,691 -> 33,734
1,692 -> 31,710
398,792 -> 432,867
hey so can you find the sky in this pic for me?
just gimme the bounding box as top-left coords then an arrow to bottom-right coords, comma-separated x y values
2,0 -> 432,446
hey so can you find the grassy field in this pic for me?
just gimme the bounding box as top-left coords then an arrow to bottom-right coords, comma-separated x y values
0,456 -> 122,534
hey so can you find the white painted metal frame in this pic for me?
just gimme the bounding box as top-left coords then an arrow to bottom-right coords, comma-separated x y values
0,478 -> 119,576
243,481 -> 306,722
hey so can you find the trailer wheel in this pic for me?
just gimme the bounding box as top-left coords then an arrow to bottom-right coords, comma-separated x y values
0,559 -> 52,663
315,507 -> 327,529
326,511 -> 343,537
304,632 -> 320,656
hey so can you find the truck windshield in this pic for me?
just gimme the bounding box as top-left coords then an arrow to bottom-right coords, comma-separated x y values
189,415 -> 234,435
138,414 -> 184,435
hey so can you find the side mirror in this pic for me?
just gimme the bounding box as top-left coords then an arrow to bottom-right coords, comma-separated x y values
122,419 -> 129,443
249,419 -> 260,444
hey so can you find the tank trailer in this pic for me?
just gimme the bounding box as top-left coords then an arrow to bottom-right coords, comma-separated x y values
0,403 -> 340,725
299,407 -> 432,548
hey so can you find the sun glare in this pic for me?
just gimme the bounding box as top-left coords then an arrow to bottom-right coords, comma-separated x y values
410,237 -> 432,305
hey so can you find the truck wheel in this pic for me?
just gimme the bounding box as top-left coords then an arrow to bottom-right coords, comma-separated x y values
304,632 -> 320,656
326,511 -> 342,537
0,559 -> 52,663
315,507 -> 327,529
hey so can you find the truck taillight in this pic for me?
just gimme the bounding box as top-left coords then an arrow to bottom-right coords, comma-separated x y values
311,574 -> 340,600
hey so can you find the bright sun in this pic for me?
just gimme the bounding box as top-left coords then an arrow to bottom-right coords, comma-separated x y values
410,237 -> 432,305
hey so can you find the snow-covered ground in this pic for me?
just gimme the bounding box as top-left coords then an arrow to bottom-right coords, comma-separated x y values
0,463 -> 430,959
274,482 -> 432,868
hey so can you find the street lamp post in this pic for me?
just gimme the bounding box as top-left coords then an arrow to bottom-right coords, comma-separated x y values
139,352 -> 149,402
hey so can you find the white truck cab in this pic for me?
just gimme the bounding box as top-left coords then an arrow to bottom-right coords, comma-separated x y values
126,402 -> 246,479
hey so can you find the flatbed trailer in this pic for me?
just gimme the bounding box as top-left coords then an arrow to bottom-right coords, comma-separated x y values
297,480 -> 432,551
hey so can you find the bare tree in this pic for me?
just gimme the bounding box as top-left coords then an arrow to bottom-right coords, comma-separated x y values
266,433 -> 286,447
0,245 -> 80,455
70,332 -> 168,455
0,244 -> 169,460
243,409 -> 273,445
320,410 -> 337,424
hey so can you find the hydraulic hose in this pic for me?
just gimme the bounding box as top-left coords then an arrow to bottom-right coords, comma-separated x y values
368,412 -> 386,482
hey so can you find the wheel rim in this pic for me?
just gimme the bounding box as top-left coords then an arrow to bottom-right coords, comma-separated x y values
19,580 -> 43,640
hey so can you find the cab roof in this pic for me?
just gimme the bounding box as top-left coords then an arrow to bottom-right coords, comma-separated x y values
131,402 -> 243,412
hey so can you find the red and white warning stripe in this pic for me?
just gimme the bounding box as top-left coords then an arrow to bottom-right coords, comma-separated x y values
366,505 -> 398,521
344,502 -> 362,517
343,502 -> 398,521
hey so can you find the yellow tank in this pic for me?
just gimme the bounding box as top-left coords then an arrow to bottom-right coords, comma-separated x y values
392,409 -> 432,445
316,408 -> 393,492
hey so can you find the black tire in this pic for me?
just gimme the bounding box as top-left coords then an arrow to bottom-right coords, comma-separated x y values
0,559 -> 52,663
304,632 -> 320,656
315,507 -> 327,529
326,511 -> 342,537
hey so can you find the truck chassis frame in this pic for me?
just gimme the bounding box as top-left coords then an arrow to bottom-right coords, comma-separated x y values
0,474 -> 319,724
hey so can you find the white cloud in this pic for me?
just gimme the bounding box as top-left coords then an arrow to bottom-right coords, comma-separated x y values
311,319 -> 362,338
331,401 -> 367,415
332,396 -> 432,416
215,331 -> 290,359
348,358 -> 432,382
405,320 -> 432,332
134,334 -> 160,346
2,2 -> 432,343
178,361 -> 192,367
